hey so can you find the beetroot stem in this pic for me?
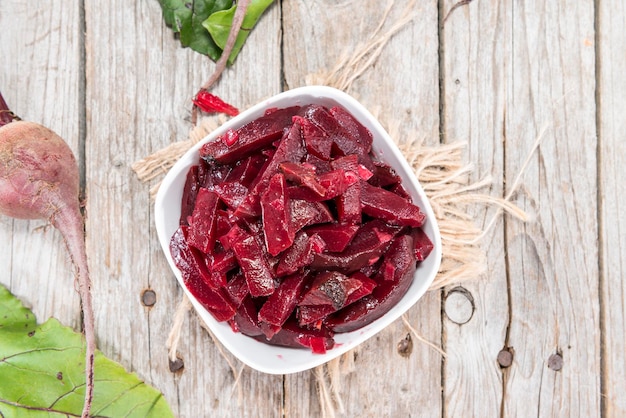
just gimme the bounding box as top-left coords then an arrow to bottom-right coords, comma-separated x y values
200,0 -> 251,91
0,90 -> 20,127
53,205 -> 96,418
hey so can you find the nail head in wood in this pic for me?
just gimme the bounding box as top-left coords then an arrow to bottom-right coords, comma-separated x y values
169,356 -> 184,373
548,353 -> 563,371
397,333 -> 413,357
141,289 -> 157,307
497,348 -> 513,368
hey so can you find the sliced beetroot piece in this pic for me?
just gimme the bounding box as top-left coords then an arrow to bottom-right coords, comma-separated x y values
304,152 -> 332,174
276,232 -> 317,276
360,181 -> 426,227
380,232 -> 417,281
335,182 -> 361,224
187,188 -> 220,254
210,247 -> 237,275
233,122 -> 306,219
199,106 -> 300,164
255,317 -> 334,353
343,272 -> 377,306
231,232 -> 275,297
368,161 -> 401,188
330,154 -> 373,181
219,222 -> 247,251
180,165 -> 200,225
389,182 -> 411,199
170,227 -> 237,321
304,223 -> 359,253
299,271 -> 353,309
329,105 -> 373,154
260,173 -> 294,256
232,295 -> 264,337
318,169 -> 359,200
289,199 -> 334,232
297,273 -> 377,327
224,153 -> 266,188
197,158 -> 231,189
311,220 -> 402,273
171,226 -> 223,289
215,209 -> 234,237
297,305 -> 335,327
325,235 -> 417,333
301,104 -> 368,159
213,181 -> 248,210
410,227 -> 434,261
258,273 -> 309,338
279,162 -> 326,197
294,115 -> 332,160
224,272 -> 249,307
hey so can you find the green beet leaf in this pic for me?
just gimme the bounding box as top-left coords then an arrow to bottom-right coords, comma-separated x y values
204,0 -> 274,65
0,284 -> 174,417
159,0 -> 233,61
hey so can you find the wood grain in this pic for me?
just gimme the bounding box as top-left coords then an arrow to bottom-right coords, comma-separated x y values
503,0 -> 600,416
440,1 -> 509,415
598,0 -> 626,415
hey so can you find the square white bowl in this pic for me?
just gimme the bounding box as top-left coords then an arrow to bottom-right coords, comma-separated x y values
154,86 -> 442,374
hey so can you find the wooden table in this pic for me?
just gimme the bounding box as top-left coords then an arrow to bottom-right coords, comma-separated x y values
1,1 -> 622,416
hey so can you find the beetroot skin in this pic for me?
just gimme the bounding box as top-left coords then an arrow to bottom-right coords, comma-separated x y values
170,103 -> 434,353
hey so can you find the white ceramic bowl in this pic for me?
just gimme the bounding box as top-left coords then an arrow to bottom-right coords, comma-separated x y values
154,86 -> 442,374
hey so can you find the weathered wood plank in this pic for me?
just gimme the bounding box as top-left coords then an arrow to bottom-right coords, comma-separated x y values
597,0 -> 626,415
0,1 -> 83,331
440,0 -> 510,416
503,0 -> 600,416
282,1 -> 442,416
83,1 -> 284,416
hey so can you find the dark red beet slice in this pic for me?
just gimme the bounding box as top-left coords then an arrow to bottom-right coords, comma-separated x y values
258,273 -> 308,338
297,272 -> 377,326
213,181 -> 248,210
171,226 -> 223,289
299,271 -> 353,309
231,232 -> 275,297
279,161 -> 326,197
325,234 -> 417,332
199,106 -> 300,164
180,165 -> 200,225
289,199 -> 334,232
329,105 -> 373,154
224,154 -> 266,187
343,272 -> 377,305
225,272 -> 249,307
275,232 -> 324,277
410,227 -> 434,261
170,227 -> 237,321
304,223 -> 359,253
311,220 -> 402,273
297,305 -> 335,327
261,173 -> 294,256
187,188 -> 220,254
336,182 -> 361,224
360,181 -> 426,227
232,295 -> 264,337
368,161 -> 401,188
318,169 -> 359,200
254,317 -> 334,353
294,115 -> 332,160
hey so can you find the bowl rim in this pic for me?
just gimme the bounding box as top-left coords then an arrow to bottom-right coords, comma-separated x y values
154,85 -> 442,374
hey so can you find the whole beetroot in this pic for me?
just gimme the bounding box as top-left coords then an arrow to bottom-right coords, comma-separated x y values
0,91 -> 95,418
